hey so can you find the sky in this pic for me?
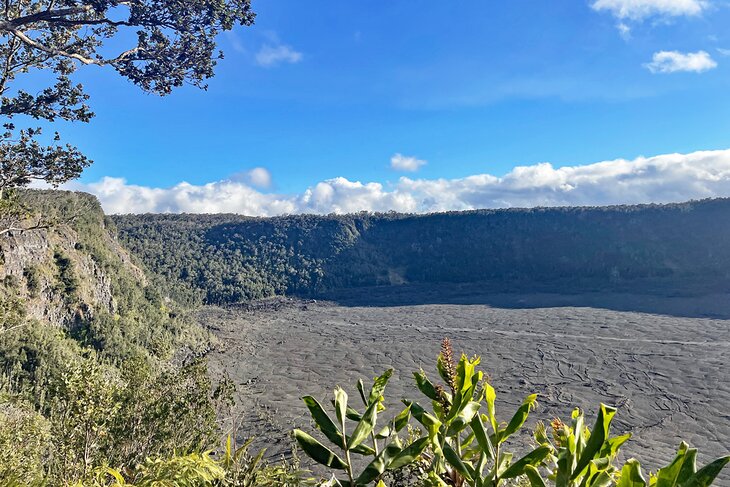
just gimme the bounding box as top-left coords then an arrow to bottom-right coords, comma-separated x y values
38,0 -> 730,214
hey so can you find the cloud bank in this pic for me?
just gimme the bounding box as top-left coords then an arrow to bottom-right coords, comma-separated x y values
69,149 -> 730,215
644,50 -> 717,73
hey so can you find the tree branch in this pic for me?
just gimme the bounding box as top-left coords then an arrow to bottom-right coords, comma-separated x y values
9,28 -> 97,64
0,6 -> 94,32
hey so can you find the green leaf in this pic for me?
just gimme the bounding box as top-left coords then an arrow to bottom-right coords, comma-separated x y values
293,429 -> 348,470
331,400 -> 362,421
677,448 -> 698,485
679,456 -> 730,487
571,404 -> 617,480
524,465 -> 548,487
499,393 -> 538,444
446,400 -> 481,436
394,404 -> 412,432
484,382 -> 498,434
404,400 -> 442,438
349,398 -> 379,449
356,439 -> 402,484
369,369 -> 394,404
588,471 -> 614,487
496,452 -> 514,477
302,396 -> 344,448
357,379 -> 368,406
414,369 -> 439,401
456,354 -> 480,397
656,442 -> 690,487
443,441 -> 473,482
600,433 -> 631,459
334,387 -> 348,426
617,459 -> 647,487
501,446 -> 552,479
389,437 -> 430,470
376,426 -> 391,440
470,413 -> 496,460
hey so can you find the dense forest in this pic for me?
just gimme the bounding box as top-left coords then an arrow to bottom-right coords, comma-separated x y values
112,198 -> 730,305
0,192 -> 236,484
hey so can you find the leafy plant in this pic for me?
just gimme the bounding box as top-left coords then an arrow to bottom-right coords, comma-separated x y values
294,369 -> 429,486
410,339 -> 548,487
524,405 -> 630,487
294,338 -> 730,487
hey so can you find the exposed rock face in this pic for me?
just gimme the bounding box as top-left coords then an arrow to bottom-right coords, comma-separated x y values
0,191 -> 146,329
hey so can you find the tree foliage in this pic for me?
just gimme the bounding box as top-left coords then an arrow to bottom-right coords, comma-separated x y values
0,0 -> 255,193
113,198 -> 730,306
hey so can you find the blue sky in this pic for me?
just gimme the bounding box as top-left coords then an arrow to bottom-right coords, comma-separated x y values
45,0 -> 730,213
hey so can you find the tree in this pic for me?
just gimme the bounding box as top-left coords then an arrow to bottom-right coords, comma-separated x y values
0,0 -> 255,194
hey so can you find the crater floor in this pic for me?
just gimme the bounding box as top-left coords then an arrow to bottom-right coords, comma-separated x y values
202,287 -> 730,478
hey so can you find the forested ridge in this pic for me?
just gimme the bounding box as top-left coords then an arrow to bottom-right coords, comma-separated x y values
112,198 -> 730,305
0,191 -> 232,484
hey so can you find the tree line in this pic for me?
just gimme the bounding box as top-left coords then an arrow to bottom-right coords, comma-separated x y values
112,198 -> 730,305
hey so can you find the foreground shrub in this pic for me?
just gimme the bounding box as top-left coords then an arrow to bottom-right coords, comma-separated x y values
67,437 -> 316,487
293,369 -> 428,486
0,400 -> 50,485
295,338 -> 730,487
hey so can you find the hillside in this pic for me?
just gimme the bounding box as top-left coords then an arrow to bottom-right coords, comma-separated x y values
0,191 -> 221,484
0,191 -> 207,361
113,198 -> 730,305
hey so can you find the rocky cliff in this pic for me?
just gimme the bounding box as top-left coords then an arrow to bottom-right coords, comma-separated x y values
0,191 -> 146,330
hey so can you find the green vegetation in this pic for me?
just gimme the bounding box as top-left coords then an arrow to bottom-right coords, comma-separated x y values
0,0 -> 255,198
2,192 -> 729,485
293,369 -> 427,486
0,191 -> 224,485
113,198 -> 730,306
295,339 -> 730,486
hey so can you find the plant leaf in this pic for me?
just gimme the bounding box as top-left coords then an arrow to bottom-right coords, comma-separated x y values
414,369 -> 439,401
443,441 -> 473,482
394,404 -> 412,432
617,459 -> 647,487
524,465 -> 548,487
369,369 -> 394,404
356,439 -> 403,484
679,456 -> 730,487
334,387 -> 348,427
293,429 -> 348,470
470,413 -> 496,460
499,393 -> 538,444
571,404 -> 617,480
303,396 -> 344,447
349,398 -> 379,449
501,446 -> 552,479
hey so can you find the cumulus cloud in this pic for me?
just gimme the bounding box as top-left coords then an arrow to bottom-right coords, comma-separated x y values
229,167 -> 272,188
390,153 -> 427,172
255,44 -> 302,67
67,149 -> 730,215
644,50 -> 717,73
591,0 -> 708,21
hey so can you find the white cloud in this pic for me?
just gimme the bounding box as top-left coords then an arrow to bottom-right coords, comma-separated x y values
644,50 -> 717,73
617,22 -> 632,39
591,0 -> 708,20
255,44 -> 302,67
390,153 -> 427,172
230,167 -> 272,188
717,47 -> 730,56
67,149 -> 730,215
